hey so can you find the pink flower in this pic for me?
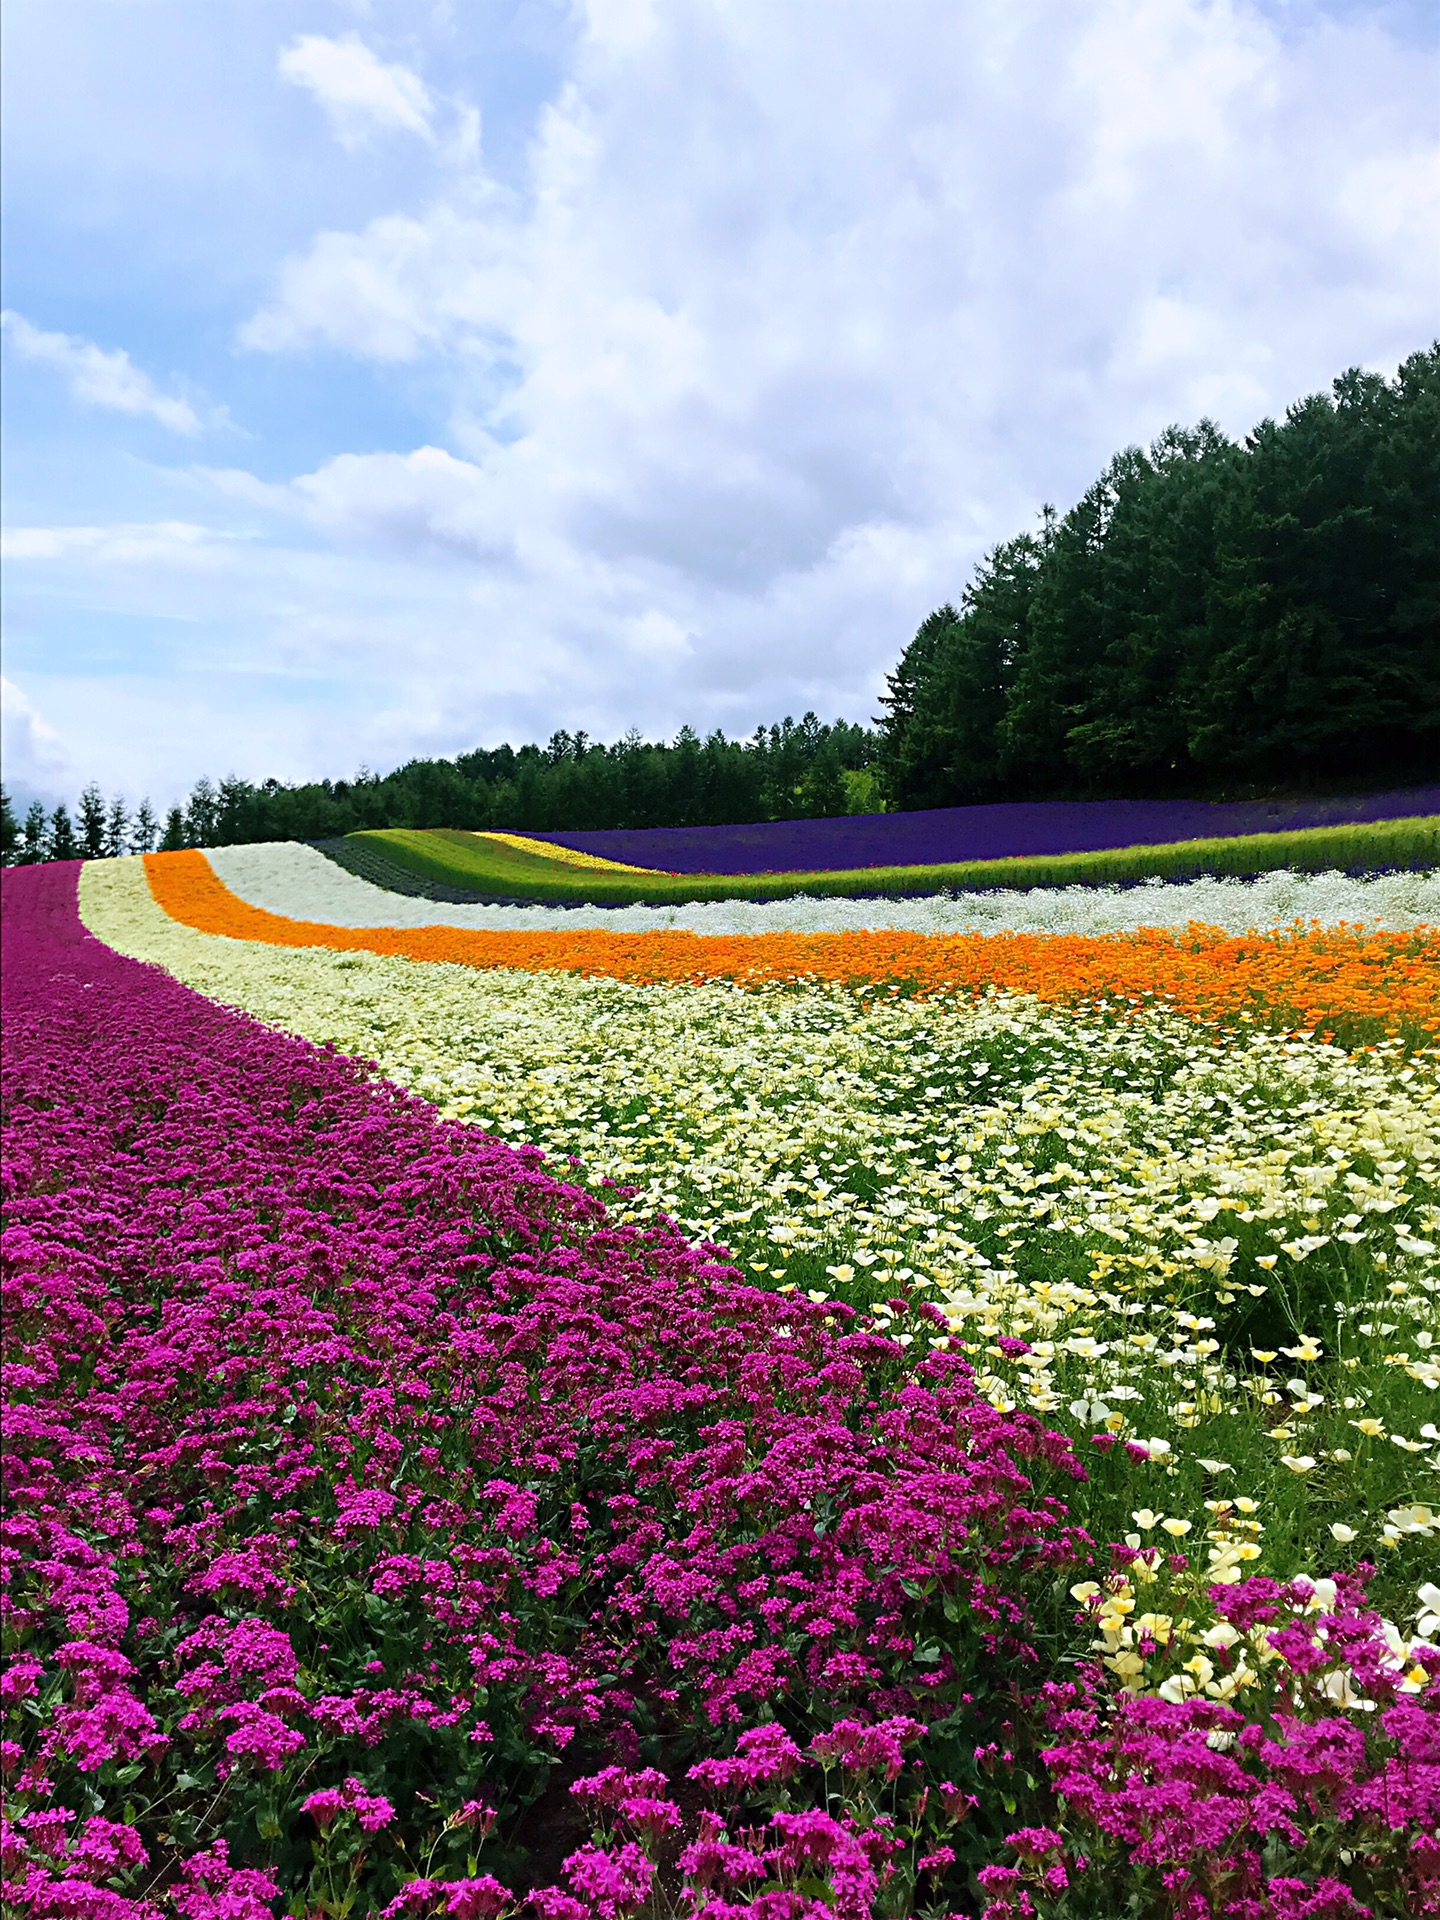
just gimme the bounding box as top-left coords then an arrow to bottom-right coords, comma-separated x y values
564,1842 -> 654,1918
1005,1827 -> 1063,1863
445,1875 -> 515,1918
218,1703 -> 305,1770
172,1839 -> 282,1920
618,1795 -> 681,1842
447,1800 -> 499,1837
302,1789 -> 347,1830
381,1881 -> 446,1917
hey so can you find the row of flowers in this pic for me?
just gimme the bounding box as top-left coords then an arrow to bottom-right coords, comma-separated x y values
211,841 -> 1440,938
143,849 -> 1439,1044
84,854 -> 1440,1622
521,788 -> 1440,876
4,858 -> 1437,1917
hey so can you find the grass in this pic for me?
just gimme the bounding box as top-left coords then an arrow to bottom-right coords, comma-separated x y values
343,816 -> 1440,905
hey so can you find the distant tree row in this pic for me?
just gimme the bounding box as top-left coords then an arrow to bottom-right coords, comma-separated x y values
879,345 -> 1440,808
5,345 -> 1434,865
1,784 -> 164,867
0,715 -> 883,863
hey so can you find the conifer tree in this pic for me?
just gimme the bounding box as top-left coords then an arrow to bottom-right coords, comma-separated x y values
105,796 -> 130,858
49,804 -> 79,862
20,801 -> 49,864
131,798 -> 159,854
0,787 -> 17,866
879,344 -> 1438,803
801,746 -> 848,818
78,782 -> 108,859
185,777 -> 219,847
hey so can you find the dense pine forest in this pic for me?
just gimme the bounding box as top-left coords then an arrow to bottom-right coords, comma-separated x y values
880,345 -> 1438,809
3,345 -> 1435,864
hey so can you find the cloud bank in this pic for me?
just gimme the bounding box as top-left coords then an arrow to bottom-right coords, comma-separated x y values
3,0 -> 1437,801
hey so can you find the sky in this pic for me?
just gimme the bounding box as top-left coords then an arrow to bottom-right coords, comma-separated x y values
2,0 -> 1437,809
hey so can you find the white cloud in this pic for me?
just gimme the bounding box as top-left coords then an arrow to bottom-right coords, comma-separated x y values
239,204 -> 519,360
241,0 -> 1439,609
1,521 -> 224,565
278,33 -> 435,149
1,312 -> 202,434
7,1 -> 1439,797
199,450 -> 504,558
1,675 -> 74,805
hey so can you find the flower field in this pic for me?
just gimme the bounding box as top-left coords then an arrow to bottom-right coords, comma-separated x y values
4,850 -> 1439,1918
331,815 -> 1440,908
141,848 -> 1440,1048
209,842 -> 1440,940
522,787 -> 1440,876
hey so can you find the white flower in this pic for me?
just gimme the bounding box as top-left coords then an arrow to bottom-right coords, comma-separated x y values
1321,1670 -> 1375,1711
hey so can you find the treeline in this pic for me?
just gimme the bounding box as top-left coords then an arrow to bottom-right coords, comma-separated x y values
4,346 -> 1435,866
0,716 -> 882,863
880,346 -> 1440,808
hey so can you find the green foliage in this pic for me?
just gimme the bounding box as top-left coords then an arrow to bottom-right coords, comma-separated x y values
104,795 -> 130,858
78,780 -> 109,860
48,803 -> 78,862
800,745 -> 848,817
0,786 -> 17,866
15,717 -> 883,862
131,797 -> 159,854
20,801 -> 49,865
881,345 -> 1440,806
345,813 -> 1439,906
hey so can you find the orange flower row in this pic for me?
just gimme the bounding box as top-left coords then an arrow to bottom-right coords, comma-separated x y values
145,850 -> 1439,1038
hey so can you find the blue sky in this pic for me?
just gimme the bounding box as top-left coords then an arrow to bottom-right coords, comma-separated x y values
3,0 -> 1437,808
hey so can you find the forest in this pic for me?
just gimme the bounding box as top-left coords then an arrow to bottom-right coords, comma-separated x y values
879,345 -> 1438,809
3,344 -> 1435,863
0,717 -> 880,862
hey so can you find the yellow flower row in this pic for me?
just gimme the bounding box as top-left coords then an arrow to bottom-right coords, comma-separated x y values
478,830 -> 663,874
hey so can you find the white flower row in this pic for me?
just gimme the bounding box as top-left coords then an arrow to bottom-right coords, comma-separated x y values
206,841 -> 1440,936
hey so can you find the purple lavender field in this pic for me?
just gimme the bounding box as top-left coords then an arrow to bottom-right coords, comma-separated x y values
528,785 -> 1440,875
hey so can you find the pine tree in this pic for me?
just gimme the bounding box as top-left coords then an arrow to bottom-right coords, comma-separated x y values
20,801 -> 49,864
0,787 -> 17,866
131,798 -> 159,854
49,804 -> 79,862
78,782 -> 108,859
105,796 -> 130,858
159,806 -> 188,851
185,777 -> 219,847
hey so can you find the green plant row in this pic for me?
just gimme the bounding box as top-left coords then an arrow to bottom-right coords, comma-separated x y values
348,815 -> 1440,906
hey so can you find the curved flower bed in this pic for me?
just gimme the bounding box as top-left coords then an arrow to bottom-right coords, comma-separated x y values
3,863 -> 1089,1914
523,787 -> 1440,876
212,842 -> 1440,938
144,850 -> 1439,1045
6,863 -> 1439,1917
